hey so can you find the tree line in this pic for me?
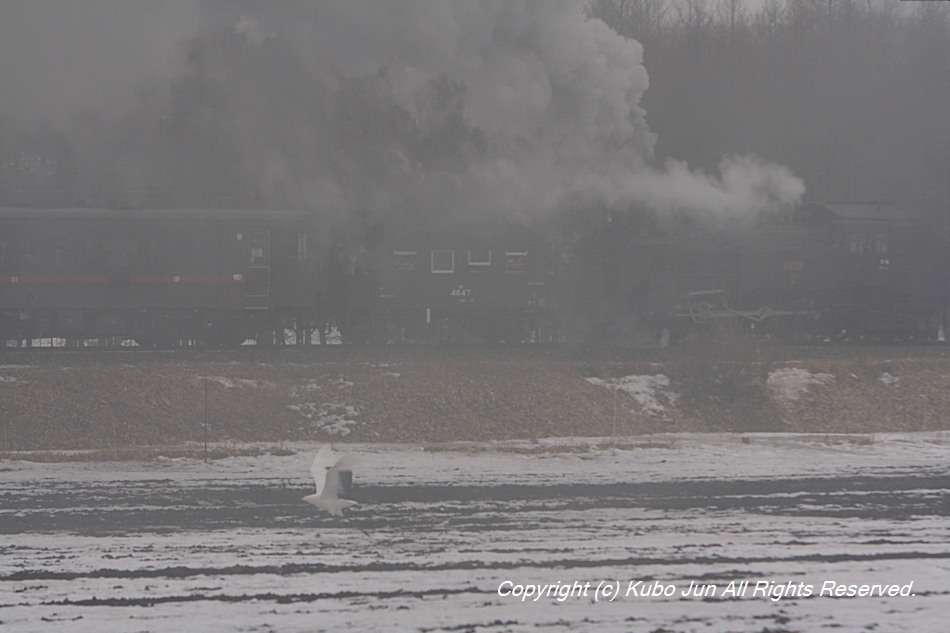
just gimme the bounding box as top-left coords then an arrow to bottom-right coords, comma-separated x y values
588,0 -> 950,210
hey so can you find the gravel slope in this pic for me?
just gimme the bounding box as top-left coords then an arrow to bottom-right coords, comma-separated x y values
2,346 -> 949,451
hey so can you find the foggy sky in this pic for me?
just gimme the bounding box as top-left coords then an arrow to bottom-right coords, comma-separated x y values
0,1 -> 200,124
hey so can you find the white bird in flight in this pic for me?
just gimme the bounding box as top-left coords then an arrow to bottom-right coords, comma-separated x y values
303,446 -> 359,516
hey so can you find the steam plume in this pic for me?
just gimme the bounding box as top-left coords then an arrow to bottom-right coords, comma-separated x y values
1,0 -> 804,217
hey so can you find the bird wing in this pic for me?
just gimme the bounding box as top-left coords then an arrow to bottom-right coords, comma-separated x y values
320,454 -> 357,500
309,446 -> 335,496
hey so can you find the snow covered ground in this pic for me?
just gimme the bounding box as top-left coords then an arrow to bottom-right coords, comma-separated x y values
1,432 -> 948,632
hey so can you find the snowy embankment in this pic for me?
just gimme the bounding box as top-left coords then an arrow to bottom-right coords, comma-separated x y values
2,352 -> 949,451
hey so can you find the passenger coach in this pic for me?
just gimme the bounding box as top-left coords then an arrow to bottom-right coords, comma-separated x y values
0,207 -> 321,346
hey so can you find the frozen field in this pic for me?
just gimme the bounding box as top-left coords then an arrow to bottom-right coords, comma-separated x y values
2,432 -> 949,632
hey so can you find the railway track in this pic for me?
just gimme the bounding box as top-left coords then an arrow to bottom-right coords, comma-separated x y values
3,337 -> 950,365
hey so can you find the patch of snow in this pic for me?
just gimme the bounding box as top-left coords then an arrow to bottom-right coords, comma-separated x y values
2,432 -> 948,489
880,372 -> 900,386
586,374 -> 677,418
767,367 -> 834,400
286,402 -> 318,419
287,402 -> 360,436
196,376 -> 268,389
324,325 -> 344,344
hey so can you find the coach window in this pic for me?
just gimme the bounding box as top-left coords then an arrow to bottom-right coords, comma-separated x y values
874,233 -> 889,255
149,239 -> 191,272
431,250 -> 454,274
346,244 -> 370,275
393,251 -> 417,272
86,239 -> 140,269
0,239 -> 23,272
468,249 -> 491,273
295,233 -> 309,262
505,251 -> 527,273
22,240 -> 71,270
848,232 -> 869,255
248,236 -> 266,266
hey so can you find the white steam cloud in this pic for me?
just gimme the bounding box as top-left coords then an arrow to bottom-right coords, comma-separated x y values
0,0 -> 804,218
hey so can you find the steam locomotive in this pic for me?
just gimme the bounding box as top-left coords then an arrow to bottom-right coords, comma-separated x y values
568,201 -> 947,344
1,201 -> 946,347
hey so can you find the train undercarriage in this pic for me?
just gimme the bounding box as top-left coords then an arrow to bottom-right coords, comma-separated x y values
0,308 -> 329,349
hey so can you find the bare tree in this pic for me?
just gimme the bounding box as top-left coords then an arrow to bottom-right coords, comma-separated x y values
588,0 -> 671,48
717,0 -> 747,47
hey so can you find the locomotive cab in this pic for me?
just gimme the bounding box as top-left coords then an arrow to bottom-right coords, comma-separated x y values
345,219 -> 553,344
